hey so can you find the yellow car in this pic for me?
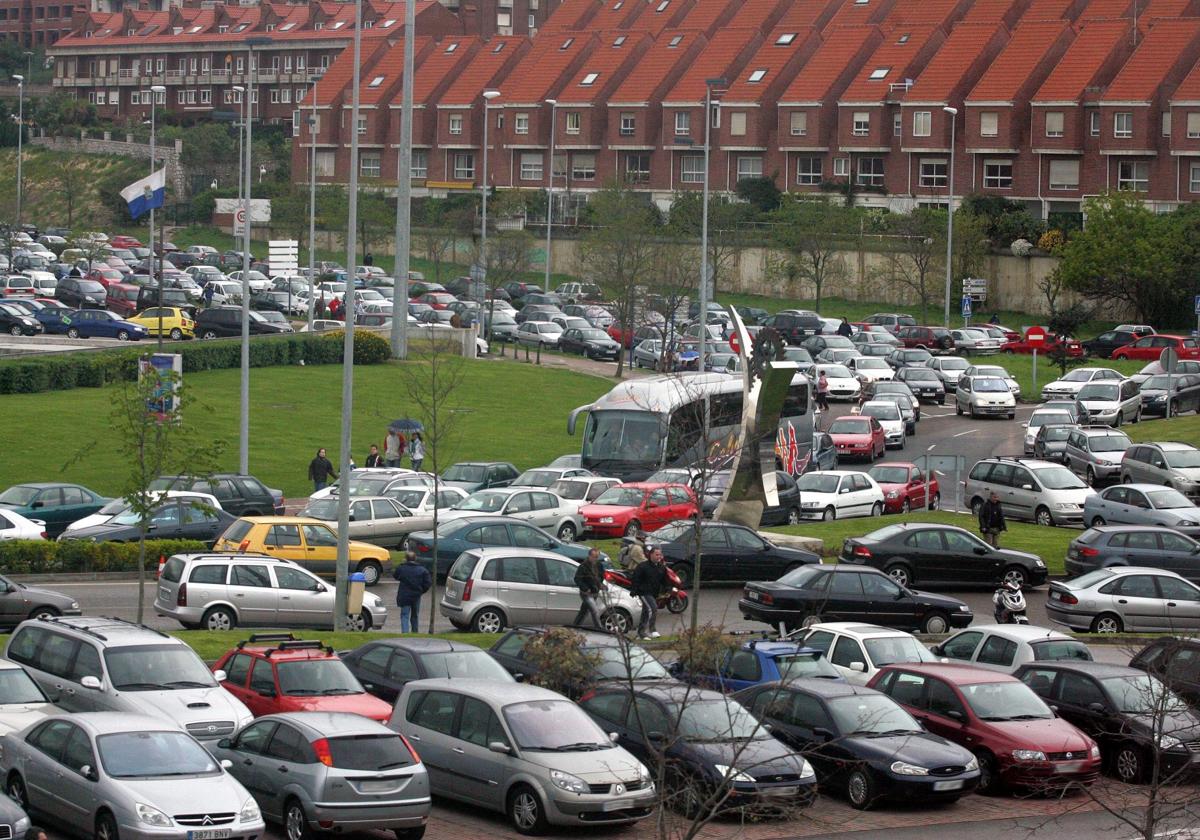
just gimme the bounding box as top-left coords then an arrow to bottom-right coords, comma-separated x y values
129,306 -> 195,340
213,516 -> 390,585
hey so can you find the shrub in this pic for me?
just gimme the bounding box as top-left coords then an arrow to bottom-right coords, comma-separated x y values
1011,238 -> 1034,257
673,624 -> 738,676
0,539 -> 208,574
521,627 -> 602,700
1038,229 -> 1066,254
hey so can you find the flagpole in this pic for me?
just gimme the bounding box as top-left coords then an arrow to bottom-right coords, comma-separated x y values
148,86 -> 163,352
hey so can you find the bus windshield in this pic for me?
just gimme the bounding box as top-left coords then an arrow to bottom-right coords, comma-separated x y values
582,410 -> 664,468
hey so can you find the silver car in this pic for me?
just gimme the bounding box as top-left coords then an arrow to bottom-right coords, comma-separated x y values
963,457 -> 1094,526
1023,409 -> 1076,454
1075,379 -> 1142,426
1082,483 -> 1200,536
1,713 -> 265,840
439,487 -> 584,541
963,363 -> 1020,398
391,680 -> 654,832
949,328 -> 1001,355
956,375 -> 1016,418
441,547 -> 642,634
1046,566 -> 1200,633
927,355 -> 970,390
301,496 -> 433,548
516,321 -> 563,347
1064,426 -> 1131,485
1121,442 -> 1200,502
1040,367 -> 1125,400
931,624 -> 1093,674
213,712 -> 430,840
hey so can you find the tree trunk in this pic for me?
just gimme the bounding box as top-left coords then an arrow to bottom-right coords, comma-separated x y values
136,523 -> 147,624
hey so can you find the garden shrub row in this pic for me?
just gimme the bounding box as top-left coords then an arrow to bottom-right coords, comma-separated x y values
0,539 -> 210,574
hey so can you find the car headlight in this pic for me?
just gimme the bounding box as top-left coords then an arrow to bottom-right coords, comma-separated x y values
1177,521 -> 1198,527
886,490 -> 900,499
958,604 -> 971,612
135,803 -> 173,827
1054,503 -> 1079,511
890,761 -> 929,776
713,764 -> 755,783
1011,750 -> 1047,762
599,517 -> 614,524
638,763 -> 652,782
238,797 -> 261,823
551,769 -> 589,793
965,756 -> 979,772
1090,745 -> 1101,759
70,601 -> 80,609
1157,734 -> 1183,750
1034,560 -> 1046,568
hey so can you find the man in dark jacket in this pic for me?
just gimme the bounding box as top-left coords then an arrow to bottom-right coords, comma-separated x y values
364,444 -> 383,468
837,317 -> 853,337
979,491 -> 1007,547
572,547 -> 604,629
307,447 -> 337,493
632,547 -> 669,640
393,549 -> 432,633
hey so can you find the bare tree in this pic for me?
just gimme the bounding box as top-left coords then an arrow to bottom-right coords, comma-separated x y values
879,209 -> 944,323
768,198 -> 854,313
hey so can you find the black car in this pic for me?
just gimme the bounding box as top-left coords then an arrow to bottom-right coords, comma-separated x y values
194,306 -> 293,338
699,470 -> 803,525
866,381 -> 921,421
340,638 -> 514,703
1065,525 -> 1200,581
1015,661 -> 1200,784
895,367 -> 945,403
732,681 -> 980,809
762,310 -> 822,345
440,461 -> 520,493
148,473 -> 284,516
839,523 -> 1048,589
1130,637 -> 1200,708
56,276 -> 109,309
1081,330 -> 1139,359
502,281 -> 542,303
886,348 -> 934,370
62,498 -> 236,547
250,290 -> 296,314
1139,373 -> 1200,417
488,627 -> 674,697
558,327 -> 620,360
651,520 -> 819,586
734,305 -> 771,326
578,684 -> 817,816
137,285 -> 197,315
740,564 -> 974,634
0,302 -> 42,336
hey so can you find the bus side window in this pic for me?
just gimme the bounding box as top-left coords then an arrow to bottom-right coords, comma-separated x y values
665,399 -> 705,462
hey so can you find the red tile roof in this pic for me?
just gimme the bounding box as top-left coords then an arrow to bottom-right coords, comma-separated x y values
1170,50 -> 1200,99
959,0 -> 1024,23
541,0 -> 600,32
497,32 -> 596,103
1080,0 -> 1133,18
772,0 -> 842,31
439,35 -> 529,105
884,0 -> 969,26
359,37 -> 444,106
723,26 -> 820,101
901,22 -> 1006,101
675,0 -> 733,33
1100,18 -> 1200,101
824,0 -> 896,31
1022,0 -> 1077,19
1141,0 -> 1198,25
412,37 -> 478,102
966,19 -> 1072,101
1032,19 -> 1131,100
839,23 -> 942,101
779,24 -> 882,102
663,26 -> 762,101
587,0 -> 648,31
557,32 -> 652,103
608,28 -> 708,103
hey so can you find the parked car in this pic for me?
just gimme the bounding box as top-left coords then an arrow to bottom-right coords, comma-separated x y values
213,516 -> 391,586
846,355 -> 894,384
926,355 -> 971,390
949,328 -> 1002,355
651,520 -> 818,587
894,367 -> 946,404
0,483 -> 110,538
1112,334 -> 1200,362
858,401 -> 906,449
407,515 -> 596,579
558,327 -> 621,360
761,309 -> 823,344
439,461 -> 520,492
699,470 -> 803,525
60,496 -> 235,546
1082,483 -> 1200,534
813,363 -> 861,401
195,306 -> 294,338
515,321 -> 563,347
1063,426 -> 1130,486
1082,329 -> 1140,358
341,638 -> 513,703
300,495 -> 431,548
963,363 -> 1020,397
54,277 -> 108,308
868,462 -> 939,513
0,508 -> 46,542
580,482 -> 698,538
149,473 -> 284,516
826,417 -> 886,462
1033,423 -> 1074,462
440,488 -> 584,541
1065,525 -> 1200,582
383,485 -> 469,515
863,313 -> 918,333
872,388 -> 920,431
802,334 -> 855,357
673,639 -> 843,693
886,348 -> 933,370
488,627 -> 672,694
1129,636 -> 1200,708
1045,566 -> 1200,633
931,625 -> 1093,674
1131,359 -> 1200,386
0,302 -> 41,336
1121,442 -> 1200,501
896,325 -> 955,354
794,469 -> 884,519
963,457 -> 1093,526
1002,330 -> 1084,357
1041,368 -> 1125,400
1139,374 -> 1200,417
547,476 -> 622,515
59,308 -> 147,341
1074,378 -> 1143,426
739,566 -> 974,634
796,622 -> 939,684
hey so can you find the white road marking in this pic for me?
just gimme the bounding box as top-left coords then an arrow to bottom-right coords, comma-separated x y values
953,429 -> 978,438
927,444 -> 937,451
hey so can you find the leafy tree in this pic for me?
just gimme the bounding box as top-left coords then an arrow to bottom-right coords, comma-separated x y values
734,175 -> 781,213
415,196 -> 475,283
178,123 -> 237,189
666,192 -> 752,297
766,197 -> 856,313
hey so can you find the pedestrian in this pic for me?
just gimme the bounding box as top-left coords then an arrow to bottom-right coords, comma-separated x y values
316,294 -> 327,319
632,546 -> 668,640
816,370 -> 830,412
572,547 -> 604,629
450,311 -> 462,329
619,531 -> 647,570
392,549 -> 432,633
364,444 -> 383,468
202,283 -> 215,308
329,296 -> 341,320
409,432 -> 425,471
989,313 -> 1000,325
837,317 -> 853,337
384,429 -> 402,467
307,447 -> 337,493
979,490 -> 1007,547
364,251 -> 374,267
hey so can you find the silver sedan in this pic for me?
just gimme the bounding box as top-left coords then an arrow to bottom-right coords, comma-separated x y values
1046,566 -> 1200,633
301,496 -> 433,548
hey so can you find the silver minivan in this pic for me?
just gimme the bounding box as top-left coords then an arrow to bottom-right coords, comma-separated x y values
963,457 -> 1095,526
1063,426 -> 1132,485
440,548 -> 642,634
1076,378 -> 1143,426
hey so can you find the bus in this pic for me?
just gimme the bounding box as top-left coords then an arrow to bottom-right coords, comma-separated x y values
567,372 -> 814,482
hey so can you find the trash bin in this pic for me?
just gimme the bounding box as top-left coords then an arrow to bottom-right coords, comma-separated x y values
347,572 -> 366,616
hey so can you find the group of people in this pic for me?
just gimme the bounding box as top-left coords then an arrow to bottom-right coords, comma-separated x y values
305,431 -> 426,493
573,533 -> 671,641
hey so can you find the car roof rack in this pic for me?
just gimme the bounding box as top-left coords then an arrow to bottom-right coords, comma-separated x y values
240,633 -> 297,646
36,614 -> 170,641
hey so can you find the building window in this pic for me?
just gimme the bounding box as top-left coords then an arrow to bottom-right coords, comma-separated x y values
619,113 -> 635,135
453,153 -> 475,180
497,10 -> 511,26
356,116 -> 366,135
789,112 -> 807,136
571,153 -> 596,180
833,157 -> 850,177
1117,160 -> 1148,191
728,112 -> 746,136
893,113 -> 902,137
1089,111 -> 1100,136
1114,112 -> 1133,138
625,153 -> 649,183
1048,159 -> 1079,190
852,111 -> 870,136
269,89 -> 280,104
1189,163 -> 1200,193
919,158 -> 947,187
736,156 -> 763,181
280,89 -> 290,104
519,152 -> 543,181
983,159 -> 1013,188
1045,111 -> 1064,137
176,89 -> 185,104
412,149 -> 427,179
565,112 -> 580,134
131,91 -> 140,105
200,88 -> 211,104
912,111 -> 931,137
314,151 -> 334,176
796,156 -> 821,185
449,114 -> 463,135
675,111 -> 690,135
681,155 -> 704,183
1162,111 -> 1172,137
360,153 -> 381,178
515,113 -> 529,134
980,111 -> 998,137
581,73 -> 598,86
856,157 -> 884,186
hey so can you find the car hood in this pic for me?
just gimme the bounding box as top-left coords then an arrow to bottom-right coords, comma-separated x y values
977,717 -> 1094,753
11,583 -> 77,608
1169,467 -> 1200,483
994,547 -> 1042,565
1090,452 -> 1125,465
908,589 -> 971,611
432,480 -> 482,491
278,693 -> 393,721
1127,709 -> 1200,740
0,702 -> 58,736
112,772 -> 252,816
117,686 -> 251,727
64,523 -> 145,541
845,731 -> 973,768
63,513 -> 113,533
684,736 -> 810,778
521,746 -> 646,781
581,504 -> 638,517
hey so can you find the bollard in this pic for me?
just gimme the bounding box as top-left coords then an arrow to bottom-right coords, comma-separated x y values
536,343 -> 542,365
524,343 -> 530,363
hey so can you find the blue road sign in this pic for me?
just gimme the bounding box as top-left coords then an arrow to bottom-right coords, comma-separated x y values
961,295 -> 972,317
1194,294 -> 1200,315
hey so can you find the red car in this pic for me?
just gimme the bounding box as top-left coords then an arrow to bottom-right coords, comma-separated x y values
1112,334 -> 1200,361
581,482 -> 698,537
411,292 -> 457,310
86,267 -> 125,288
1001,329 -> 1084,357
109,235 -> 143,249
213,634 -> 393,722
827,415 -> 886,461
867,462 -> 940,513
868,663 -> 1101,794
106,283 -> 140,317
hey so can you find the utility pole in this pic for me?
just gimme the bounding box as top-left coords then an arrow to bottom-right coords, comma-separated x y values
390,0 -> 417,359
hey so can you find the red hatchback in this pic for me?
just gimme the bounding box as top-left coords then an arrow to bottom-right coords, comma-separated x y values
868,663 -> 1101,794
1112,334 -> 1200,361
412,292 -> 457,310
827,415 -> 886,462
581,482 -> 698,537
87,267 -> 125,288
1001,329 -> 1084,357
867,462 -> 940,513
213,634 -> 393,723
109,235 -> 143,249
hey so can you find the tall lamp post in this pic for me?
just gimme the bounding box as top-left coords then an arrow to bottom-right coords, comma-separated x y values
13,74 -> 24,229
481,89 -> 500,340
148,84 -> 166,350
389,0 -> 418,360
544,98 -> 558,290
306,75 -> 321,327
942,105 -> 958,328
698,78 -> 725,370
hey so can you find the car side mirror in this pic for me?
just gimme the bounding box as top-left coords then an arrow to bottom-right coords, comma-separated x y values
217,738 -> 232,749
609,732 -> 619,743
30,501 -> 43,509
80,675 -> 102,690
488,741 -> 512,755
80,764 -> 97,782
930,643 -> 944,656
1048,705 -> 1059,717
220,759 -> 233,769
849,661 -> 867,673
946,709 -> 966,723
258,687 -> 276,698
1087,702 -> 1109,714
213,669 -> 228,682
647,731 -> 667,744
1021,484 -> 1034,491
973,546 -> 988,555
812,727 -> 834,742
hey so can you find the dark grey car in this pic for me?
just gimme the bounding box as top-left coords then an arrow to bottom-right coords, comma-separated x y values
0,574 -> 81,630
1066,526 -> 1200,582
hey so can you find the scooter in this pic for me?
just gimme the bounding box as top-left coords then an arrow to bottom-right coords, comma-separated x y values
992,582 -> 1029,624
604,565 -> 690,614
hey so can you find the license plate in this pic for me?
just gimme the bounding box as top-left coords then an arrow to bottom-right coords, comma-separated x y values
603,799 -> 634,811
188,831 -> 231,840
1054,761 -> 1085,773
1051,591 -> 1062,601
748,591 -> 760,601
762,785 -> 799,798
933,780 -> 963,791
358,780 -> 393,792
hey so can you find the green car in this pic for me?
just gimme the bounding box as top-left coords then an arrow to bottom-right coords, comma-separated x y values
0,482 -> 111,538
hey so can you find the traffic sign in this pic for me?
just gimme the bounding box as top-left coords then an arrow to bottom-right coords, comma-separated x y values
1026,326 -> 1047,346
961,295 -> 972,318
233,207 -> 247,236
1160,347 -> 1180,373
1194,294 -> 1200,315
728,331 -> 740,355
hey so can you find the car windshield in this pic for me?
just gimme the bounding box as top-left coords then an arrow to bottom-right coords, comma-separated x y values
962,682 -> 1052,721
276,660 -> 363,695
1165,449 -> 1200,468
940,357 -> 970,370
595,487 -> 647,506
514,470 -> 557,487
594,646 -> 673,681
98,731 -> 219,778
1029,412 -> 1072,428
1089,434 -> 1130,452
1032,466 -> 1087,490
579,329 -> 608,340
0,668 -> 48,703
443,464 -> 487,482
454,491 -> 509,513
1143,376 -> 1181,390
865,636 -> 935,667
974,378 -> 1009,393
504,699 -> 612,750
797,473 -> 842,493
828,694 -> 921,735
672,699 -> 769,742
1103,674 -> 1190,715
905,369 -> 938,380
418,651 -> 514,681
775,652 -> 841,681
829,419 -> 870,435
975,367 -> 1008,378
862,404 -> 900,420
1041,426 -> 1072,441
0,486 -> 39,506
1078,383 -> 1119,401
821,365 -> 852,378
1031,640 -> 1094,662
104,645 -> 216,690
303,499 -> 338,520
347,477 -> 392,496
549,480 -> 588,500
1147,489 -> 1194,509
857,359 -> 888,369
868,466 -> 910,484
1063,369 -> 1097,382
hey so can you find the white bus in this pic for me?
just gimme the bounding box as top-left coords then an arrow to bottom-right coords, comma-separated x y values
568,372 -> 814,482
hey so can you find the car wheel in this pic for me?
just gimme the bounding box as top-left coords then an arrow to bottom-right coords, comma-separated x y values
285,798 -> 315,840
1003,348 -> 1015,355
870,502 -> 882,516
624,519 -> 642,537
1091,613 -> 1123,634
344,608 -> 372,632
823,506 -> 836,521
885,564 -> 912,587
1115,412 -> 1123,427
508,784 -> 549,835
27,606 -> 59,620
116,330 -> 130,341
974,751 -> 1000,795
900,498 -> 911,514
921,611 -> 950,634
202,606 -> 236,632
66,327 -> 80,338
557,521 -> 577,542
1091,515 -> 1106,527
1008,412 -> 1015,420
674,563 -> 694,588
787,507 -> 801,525
955,402 -> 963,416
6,773 -> 27,810
471,607 -> 507,634
8,325 -> 21,337
1001,566 -> 1029,589
393,829 -> 426,840
1114,744 -> 1145,784
801,613 -> 823,629
355,559 -> 383,586
929,493 -> 940,510
95,812 -> 120,840
1133,406 -> 1141,423
846,768 -> 877,810
201,330 -> 218,339
169,328 -> 183,340
1035,506 -> 1053,526
601,608 -> 632,635
1087,467 -> 1097,486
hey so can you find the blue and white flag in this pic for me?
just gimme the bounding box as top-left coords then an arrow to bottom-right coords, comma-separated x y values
120,168 -> 167,219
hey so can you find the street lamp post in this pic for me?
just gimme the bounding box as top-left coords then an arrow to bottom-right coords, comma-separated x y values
698,78 -> 724,369
942,106 -> 958,328
389,0 -> 418,360
148,84 -> 166,350
307,75 -> 321,327
544,99 -> 557,290
13,75 -> 23,229
481,89 -> 500,341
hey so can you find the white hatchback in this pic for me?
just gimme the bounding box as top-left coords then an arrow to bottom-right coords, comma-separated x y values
795,470 -> 885,520
859,400 -> 906,449
798,622 -> 937,685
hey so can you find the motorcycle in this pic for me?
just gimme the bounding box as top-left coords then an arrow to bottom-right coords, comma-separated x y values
992,582 -> 1029,624
604,565 -> 690,614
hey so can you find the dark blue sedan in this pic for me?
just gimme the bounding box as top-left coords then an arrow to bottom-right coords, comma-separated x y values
406,514 -> 595,578
672,639 -> 845,693
1,298 -> 71,334
0,302 -> 43,336
64,308 -> 148,341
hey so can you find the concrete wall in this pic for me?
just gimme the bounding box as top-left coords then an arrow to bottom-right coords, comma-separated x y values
30,133 -> 186,197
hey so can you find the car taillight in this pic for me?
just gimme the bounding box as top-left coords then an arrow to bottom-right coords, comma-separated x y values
462,579 -> 474,601
177,583 -> 187,607
238,539 -> 250,553
1078,546 -> 1099,557
760,593 -> 774,605
416,543 -> 430,553
852,545 -> 872,559
39,531 -> 47,540
400,734 -> 420,763
1058,591 -> 1079,605
312,738 -> 334,767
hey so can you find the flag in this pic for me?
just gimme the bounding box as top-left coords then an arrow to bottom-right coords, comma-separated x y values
120,168 -> 167,219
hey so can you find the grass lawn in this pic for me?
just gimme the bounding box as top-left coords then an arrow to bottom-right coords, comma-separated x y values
2,358 -> 611,499
1127,412 -> 1200,447
987,354 -> 1147,403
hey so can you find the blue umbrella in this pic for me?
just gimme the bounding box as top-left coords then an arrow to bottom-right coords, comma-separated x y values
389,418 -> 424,434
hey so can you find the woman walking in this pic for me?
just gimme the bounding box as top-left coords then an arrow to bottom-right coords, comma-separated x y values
409,432 -> 425,471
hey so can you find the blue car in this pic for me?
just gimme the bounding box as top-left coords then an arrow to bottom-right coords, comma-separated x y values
671,639 -> 846,693
64,308 -> 148,341
0,298 -> 70,334
406,513 -> 597,578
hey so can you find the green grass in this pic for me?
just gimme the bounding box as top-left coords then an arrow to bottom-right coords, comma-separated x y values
1127,412 -> 1200,447
2,359 -> 611,499
990,354 -> 1147,403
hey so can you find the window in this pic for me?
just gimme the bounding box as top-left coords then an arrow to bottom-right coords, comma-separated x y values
625,153 -> 649,183
231,564 -> 270,588
681,155 -> 704,183
250,660 -> 275,694
411,149 -> 427,179
869,67 -> 889,80
736,156 -> 762,181
613,35 -> 626,46
1045,111 -> 1064,137
269,89 -> 280,104
1117,160 -> 1148,191
1189,113 -> 1200,139
669,34 -> 683,47
912,110 -> 931,137
190,564 -> 227,584
919,158 -> 946,187
830,636 -> 866,668
565,112 -> 580,134
790,111 -> 807,136
1114,112 -> 1133,138
571,153 -> 596,180
856,156 -> 884,186
941,631 -> 983,661
580,72 -> 598,86
453,153 -> 475,180
315,151 -> 335,177
979,111 -> 998,137
893,113 -> 902,137
1088,110 -> 1100,137
796,156 -> 821,185
360,153 -> 381,178
1057,673 -> 1105,707
675,111 -> 690,135
927,679 -> 965,719
748,68 -> 766,83
852,111 -> 870,136
448,114 -> 463,135
1163,111 -> 1172,137
514,113 -> 529,134
776,32 -> 796,45
266,524 -> 301,547
983,159 -> 1012,189
833,157 -> 850,177
728,112 -> 746,136
356,116 -> 366,135
201,88 -> 212,104
407,690 -> 459,734
620,112 -> 635,135
976,636 -> 1018,667
1048,159 -> 1079,190
519,152 -> 544,181
1189,163 -> 1200,193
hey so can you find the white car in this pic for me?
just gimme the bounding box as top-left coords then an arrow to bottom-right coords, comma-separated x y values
956,375 -> 1017,418
309,467 -> 419,501
1076,378 -> 1143,426
795,470 -> 885,520
1024,408 -> 1076,454
386,485 -> 469,514
847,356 -> 894,383
512,466 -> 595,488
517,321 -> 564,347
813,363 -> 861,401
228,269 -> 271,293
61,490 -> 223,537
1040,367 -> 1125,400
185,244 -> 219,257
859,400 -> 906,449
964,363 -> 1021,397
931,624 -> 1094,675
547,476 -> 622,515
20,268 -> 57,290
799,622 -> 937,685
0,509 -> 45,541
439,487 -> 584,540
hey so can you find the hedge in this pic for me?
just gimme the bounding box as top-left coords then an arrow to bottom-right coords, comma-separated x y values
0,539 -> 210,574
0,330 -> 392,395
